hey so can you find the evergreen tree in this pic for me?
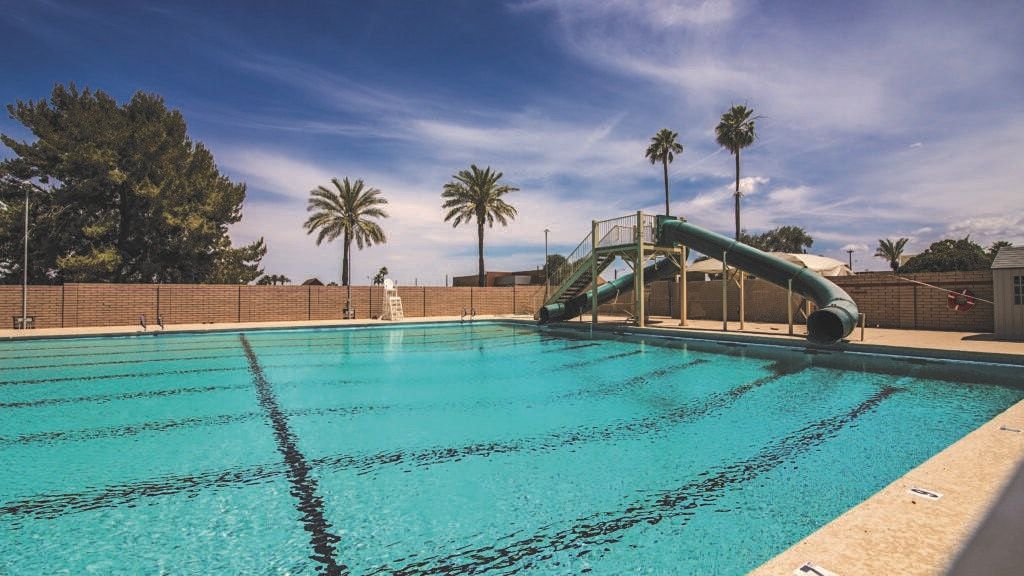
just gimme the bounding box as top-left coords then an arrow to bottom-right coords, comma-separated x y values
0,84 -> 264,283
901,237 -> 990,272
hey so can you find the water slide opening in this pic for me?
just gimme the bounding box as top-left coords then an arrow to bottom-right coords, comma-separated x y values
806,309 -> 846,343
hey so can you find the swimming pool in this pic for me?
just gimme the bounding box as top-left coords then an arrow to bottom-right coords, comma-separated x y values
2,322 -> 1022,574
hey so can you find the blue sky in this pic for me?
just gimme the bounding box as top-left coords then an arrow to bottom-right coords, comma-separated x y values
2,0 -> 1022,284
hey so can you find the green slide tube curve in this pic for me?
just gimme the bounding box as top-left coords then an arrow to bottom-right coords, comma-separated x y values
538,216 -> 859,344
657,217 -> 859,343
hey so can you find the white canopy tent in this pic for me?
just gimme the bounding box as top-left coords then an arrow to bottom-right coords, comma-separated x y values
685,253 -> 854,277
675,252 -> 853,335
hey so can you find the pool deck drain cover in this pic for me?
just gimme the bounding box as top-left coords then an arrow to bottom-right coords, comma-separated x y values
794,562 -> 839,576
909,486 -> 943,500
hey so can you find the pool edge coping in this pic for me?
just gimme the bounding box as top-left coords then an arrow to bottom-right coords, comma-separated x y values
747,397 -> 1024,576
549,322 -> 1024,367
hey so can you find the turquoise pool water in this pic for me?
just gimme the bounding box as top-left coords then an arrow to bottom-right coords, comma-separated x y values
2,322 -> 1022,575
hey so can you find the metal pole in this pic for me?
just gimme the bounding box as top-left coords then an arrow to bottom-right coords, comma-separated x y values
739,271 -> 745,330
22,188 -> 29,329
544,227 -> 550,299
847,249 -> 854,270
787,278 -> 794,335
722,250 -> 728,331
679,246 -> 687,326
590,220 -> 598,325
636,211 -> 645,327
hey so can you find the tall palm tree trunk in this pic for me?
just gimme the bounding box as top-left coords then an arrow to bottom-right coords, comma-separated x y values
477,216 -> 486,287
342,232 -> 351,286
733,150 -> 741,240
662,157 -> 670,215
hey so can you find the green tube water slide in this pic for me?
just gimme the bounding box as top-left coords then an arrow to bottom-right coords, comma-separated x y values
538,216 -> 860,344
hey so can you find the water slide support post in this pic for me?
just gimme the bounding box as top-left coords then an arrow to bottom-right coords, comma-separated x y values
636,211 -> 645,327
739,271 -> 745,330
722,250 -> 728,331
591,219 -> 598,326
679,245 -> 687,326
787,278 -> 794,335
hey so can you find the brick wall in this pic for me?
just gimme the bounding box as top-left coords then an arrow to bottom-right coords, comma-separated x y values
1,274 -> 992,332
1,283 -> 546,329
834,270 -> 993,331
633,270 -> 993,331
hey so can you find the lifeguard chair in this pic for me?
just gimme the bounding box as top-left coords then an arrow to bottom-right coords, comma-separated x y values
380,279 -> 404,321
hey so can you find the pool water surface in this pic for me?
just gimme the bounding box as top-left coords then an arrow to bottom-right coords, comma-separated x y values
1,323 -> 1022,574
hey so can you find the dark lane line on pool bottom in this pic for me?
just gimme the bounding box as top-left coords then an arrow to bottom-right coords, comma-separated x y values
3,402 -> 383,445
0,325 -> 519,358
0,331 -> 571,389
0,358 -> 777,520
238,334 -> 347,576
0,365 -> 247,388
0,383 -> 251,409
0,338 -> 655,440
3,352 -> 688,444
0,325 -> 520,360
367,384 -> 906,576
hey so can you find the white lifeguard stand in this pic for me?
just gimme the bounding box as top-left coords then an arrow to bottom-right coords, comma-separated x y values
380,279 -> 404,321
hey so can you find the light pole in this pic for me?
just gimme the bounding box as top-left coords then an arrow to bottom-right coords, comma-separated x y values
846,248 -> 854,270
544,227 -> 550,299
21,187 -> 29,329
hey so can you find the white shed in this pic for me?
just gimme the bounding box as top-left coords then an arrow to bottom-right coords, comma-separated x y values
991,246 -> 1024,340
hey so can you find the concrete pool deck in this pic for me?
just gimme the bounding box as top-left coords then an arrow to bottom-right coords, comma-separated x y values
2,314 -> 1022,575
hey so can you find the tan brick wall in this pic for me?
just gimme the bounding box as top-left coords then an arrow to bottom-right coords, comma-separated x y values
0,286 -> 64,329
158,284 -> 239,324
834,271 -> 993,331
65,284 -> 158,327
0,271 -> 995,332
424,287 -> 472,317
240,286 -> 307,322
638,270 -> 993,331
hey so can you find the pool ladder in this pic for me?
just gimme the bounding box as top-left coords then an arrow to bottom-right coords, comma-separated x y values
461,307 -> 476,323
138,314 -> 166,332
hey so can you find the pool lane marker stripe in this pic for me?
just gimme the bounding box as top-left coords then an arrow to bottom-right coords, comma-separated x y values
369,384 -> 905,576
0,324 -> 517,357
0,383 -> 250,409
0,330 -> 516,368
239,335 -> 346,576
0,359 -> 787,518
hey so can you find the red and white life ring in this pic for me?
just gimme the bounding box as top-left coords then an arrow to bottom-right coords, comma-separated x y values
947,288 -> 976,312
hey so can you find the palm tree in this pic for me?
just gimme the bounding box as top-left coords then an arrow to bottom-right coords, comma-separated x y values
441,165 -> 519,287
715,105 -> 758,239
875,237 -> 909,272
644,128 -> 684,216
304,177 -> 388,312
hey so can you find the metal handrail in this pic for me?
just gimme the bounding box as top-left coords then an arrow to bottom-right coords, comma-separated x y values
548,230 -> 593,288
544,213 -> 659,306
